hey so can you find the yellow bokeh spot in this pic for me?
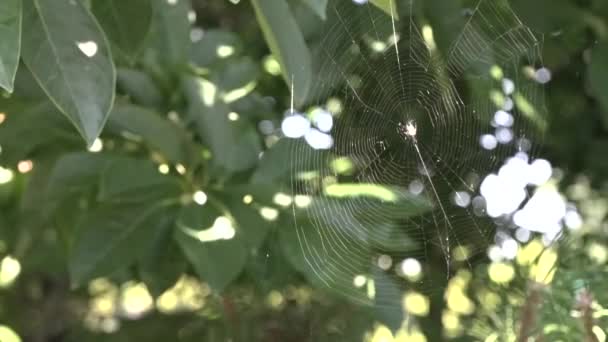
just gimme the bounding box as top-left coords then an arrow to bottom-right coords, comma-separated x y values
0,256 -> 21,288
490,65 -> 504,80
488,262 -> 515,284
517,239 -> 544,266
478,289 -> 502,311
421,25 -> 436,51
395,330 -> 426,342
263,55 -> 281,76
272,192 -> 293,207
369,325 -> 393,342
403,291 -> 430,316
0,326 -> 21,342
587,243 -> 608,264
330,157 -> 354,175
531,248 -> 557,285
266,290 -> 284,309
120,282 -> 154,318
593,326 -> 606,342
216,45 -> 235,58
259,207 -> 279,221
442,310 -> 462,337
156,291 -> 179,314
445,271 -> 475,315
452,245 -> 470,262
0,167 -> 14,184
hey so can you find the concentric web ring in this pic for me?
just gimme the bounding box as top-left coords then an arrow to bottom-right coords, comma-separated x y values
287,0 -> 546,305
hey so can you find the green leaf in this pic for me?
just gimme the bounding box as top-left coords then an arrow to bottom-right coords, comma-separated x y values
370,0 -> 398,19
139,238 -> 186,298
190,29 -> 242,68
106,104 -> 191,163
138,211 -> 186,297
0,99 -> 80,166
116,68 -> 163,107
303,0 -> 328,20
278,216 -> 372,305
372,266 -> 405,333
182,76 -> 262,173
69,203 -> 175,287
0,0 -> 22,93
20,0 -> 116,146
589,41 -> 608,130
98,158 -> 182,203
151,0 -> 191,68
252,0 -> 312,107
251,138 -> 326,184
174,203 -> 248,292
91,0 -> 152,61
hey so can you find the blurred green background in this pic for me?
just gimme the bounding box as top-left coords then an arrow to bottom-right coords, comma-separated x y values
1,0 -> 608,341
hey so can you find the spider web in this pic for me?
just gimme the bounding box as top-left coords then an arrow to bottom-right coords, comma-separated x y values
287,0 -> 546,306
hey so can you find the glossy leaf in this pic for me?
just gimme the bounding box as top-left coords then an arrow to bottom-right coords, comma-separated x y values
0,0 -> 22,93
174,203 -> 248,292
252,0 -> 312,107
91,0 -> 152,61
20,0 -> 116,146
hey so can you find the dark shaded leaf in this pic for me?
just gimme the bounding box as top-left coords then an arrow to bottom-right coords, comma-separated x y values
190,29 -> 242,68
69,203 -> 175,287
116,68 -> 163,108
98,158 -> 182,203
588,41 -> 608,130
91,0 -> 152,61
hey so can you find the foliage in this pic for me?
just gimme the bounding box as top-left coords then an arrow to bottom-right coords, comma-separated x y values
0,0 -> 607,341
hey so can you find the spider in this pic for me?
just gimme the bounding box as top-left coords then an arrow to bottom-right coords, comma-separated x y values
397,120 -> 417,139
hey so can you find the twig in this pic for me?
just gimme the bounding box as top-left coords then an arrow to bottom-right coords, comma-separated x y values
575,289 -> 599,342
517,281 -> 545,342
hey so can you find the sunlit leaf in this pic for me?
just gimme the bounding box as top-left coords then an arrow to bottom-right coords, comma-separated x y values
0,0 -> 22,93
175,203 -> 248,292
252,0 -> 312,106
20,0 -> 116,146
91,0 -> 152,61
